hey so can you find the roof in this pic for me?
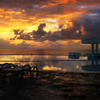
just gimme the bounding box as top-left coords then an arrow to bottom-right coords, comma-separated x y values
82,39 -> 100,44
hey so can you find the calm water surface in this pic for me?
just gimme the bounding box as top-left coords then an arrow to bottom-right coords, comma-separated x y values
0,55 -> 100,73
0,51 -> 100,100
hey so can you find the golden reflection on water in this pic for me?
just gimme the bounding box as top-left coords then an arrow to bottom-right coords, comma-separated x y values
0,55 -> 92,72
42,65 -> 68,72
43,66 -> 62,71
0,55 -> 88,61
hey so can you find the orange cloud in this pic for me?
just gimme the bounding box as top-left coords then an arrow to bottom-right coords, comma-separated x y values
0,0 -> 99,49
0,5 -> 84,39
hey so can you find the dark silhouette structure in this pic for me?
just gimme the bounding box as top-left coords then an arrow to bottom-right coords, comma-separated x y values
82,39 -> 100,72
82,39 -> 100,54
82,39 -> 100,64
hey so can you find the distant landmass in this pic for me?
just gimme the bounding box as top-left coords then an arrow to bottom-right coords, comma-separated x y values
0,49 -> 90,55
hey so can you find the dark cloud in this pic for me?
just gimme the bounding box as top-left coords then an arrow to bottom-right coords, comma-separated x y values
11,29 -> 32,40
11,7 -> 100,41
0,0 -> 99,15
45,7 -> 100,40
0,0 -> 41,8
43,27 -> 81,41
34,23 -> 46,38
11,22 -> 81,41
0,0 -> 100,7
8,1 -> 100,41
82,19 -> 100,39
74,8 -> 100,39
11,23 -> 47,40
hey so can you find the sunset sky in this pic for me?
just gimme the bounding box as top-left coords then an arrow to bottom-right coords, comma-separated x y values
0,0 -> 100,50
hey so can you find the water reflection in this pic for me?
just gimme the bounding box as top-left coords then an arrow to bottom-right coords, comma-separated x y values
0,55 -> 100,72
82,59 -> 100,72
0,55 -> 87,62
43,66 -> 62,71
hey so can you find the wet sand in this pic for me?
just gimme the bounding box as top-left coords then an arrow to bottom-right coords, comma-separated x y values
0,71 -> 100,100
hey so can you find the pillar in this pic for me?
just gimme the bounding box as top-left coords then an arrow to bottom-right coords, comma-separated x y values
91,43 -> 95,54
96,43 -> 99,54
91,44 -> 94,65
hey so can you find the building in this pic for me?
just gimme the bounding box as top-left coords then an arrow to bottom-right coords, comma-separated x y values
82,39 -> 100,61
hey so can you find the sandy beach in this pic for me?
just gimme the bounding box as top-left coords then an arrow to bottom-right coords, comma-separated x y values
0,71 -> 100,100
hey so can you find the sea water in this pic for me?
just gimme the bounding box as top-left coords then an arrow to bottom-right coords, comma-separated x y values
0,54 -> 100,73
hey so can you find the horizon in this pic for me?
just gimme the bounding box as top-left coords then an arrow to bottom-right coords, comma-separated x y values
0,48 -> 91,55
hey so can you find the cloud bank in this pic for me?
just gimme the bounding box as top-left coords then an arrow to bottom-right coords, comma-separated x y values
0,0 -> 100,50
11,7 -> 100,42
